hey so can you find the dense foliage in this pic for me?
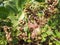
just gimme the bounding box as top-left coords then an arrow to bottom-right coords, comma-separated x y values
0,0 -> 60,45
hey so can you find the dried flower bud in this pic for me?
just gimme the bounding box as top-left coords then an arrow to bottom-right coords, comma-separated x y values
3,26 -> 8,31
28,21 -> 38,29
6,32 -> 12,42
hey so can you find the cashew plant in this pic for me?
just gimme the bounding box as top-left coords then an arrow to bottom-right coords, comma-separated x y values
0,0 -> 60,45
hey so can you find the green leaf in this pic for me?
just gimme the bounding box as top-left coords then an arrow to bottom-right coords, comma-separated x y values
35,0 -> 45,2
54,40 -> 60,45
27,39 -> 32,43
0,7 -> 9,19
55,30 -> 60,38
